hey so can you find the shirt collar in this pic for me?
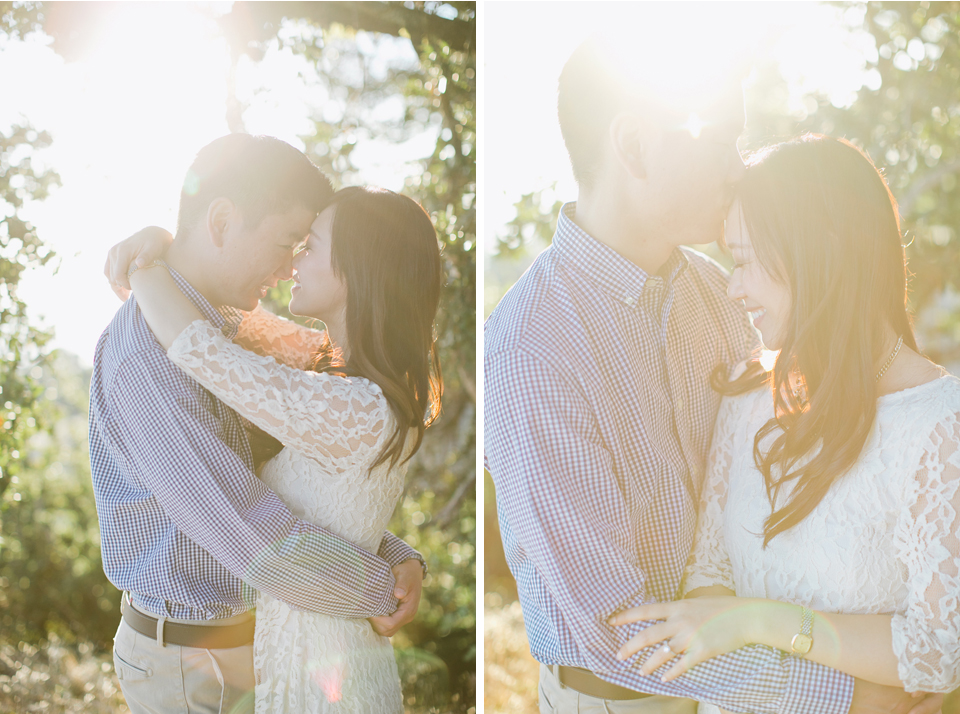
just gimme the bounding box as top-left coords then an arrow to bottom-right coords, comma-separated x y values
552,202 -> 688,309
164,263 -> 243,340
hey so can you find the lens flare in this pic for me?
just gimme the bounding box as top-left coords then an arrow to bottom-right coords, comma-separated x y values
311,661 -> 345,703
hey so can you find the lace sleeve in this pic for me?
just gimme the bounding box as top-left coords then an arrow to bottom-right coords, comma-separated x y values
681,393 -> 741,595
234,305 -> 326,370
892,409 -> 960,692
169,320 -> 390,467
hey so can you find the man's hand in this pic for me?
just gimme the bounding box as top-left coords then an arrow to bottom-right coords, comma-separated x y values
369,559 -> 423,637
849,679 -> 943,714
104,226 -> 174,301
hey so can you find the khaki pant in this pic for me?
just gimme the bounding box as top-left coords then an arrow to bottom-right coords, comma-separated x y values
113,618 -> 255,714
539,664 -> 698,714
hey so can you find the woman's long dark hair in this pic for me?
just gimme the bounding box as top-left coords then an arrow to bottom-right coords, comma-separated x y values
715,134 -> 916,546
308,186 -> 443,470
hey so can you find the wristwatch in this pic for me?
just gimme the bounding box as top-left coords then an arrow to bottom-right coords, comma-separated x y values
790,606 -> 814,657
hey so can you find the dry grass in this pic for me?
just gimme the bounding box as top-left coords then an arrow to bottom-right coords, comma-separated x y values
483,597 -> 539,714
0,636 -> 470,714
0,637 -> 128,714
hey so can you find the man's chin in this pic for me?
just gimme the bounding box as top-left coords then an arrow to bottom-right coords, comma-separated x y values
227,294 -> 262,312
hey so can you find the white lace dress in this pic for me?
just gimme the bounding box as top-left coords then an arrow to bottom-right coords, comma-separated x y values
167,308 -> 405,713
683,376 -> 960,714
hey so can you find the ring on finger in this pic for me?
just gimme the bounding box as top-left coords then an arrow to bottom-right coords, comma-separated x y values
661,642 -> 675,656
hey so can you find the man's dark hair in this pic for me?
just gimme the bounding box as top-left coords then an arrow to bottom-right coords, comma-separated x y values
558,38 -> 640,189
558,34 -> 747,189
175,134 -> 333,238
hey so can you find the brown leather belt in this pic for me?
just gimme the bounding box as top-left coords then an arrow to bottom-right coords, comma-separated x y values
121,597 -> 255,649
549,664 -> 652,701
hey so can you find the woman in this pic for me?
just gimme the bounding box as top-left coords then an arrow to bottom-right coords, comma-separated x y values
609,136 -> 960,709
116,186 -> 442,713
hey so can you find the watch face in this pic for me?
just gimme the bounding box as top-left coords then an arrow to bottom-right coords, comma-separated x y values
791,633 -> 813,655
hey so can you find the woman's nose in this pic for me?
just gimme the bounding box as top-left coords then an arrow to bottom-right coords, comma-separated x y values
727,270 -> 745,302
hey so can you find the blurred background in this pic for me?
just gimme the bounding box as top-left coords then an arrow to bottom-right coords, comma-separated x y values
484,2 -> 960,712
0,2 -> 474,712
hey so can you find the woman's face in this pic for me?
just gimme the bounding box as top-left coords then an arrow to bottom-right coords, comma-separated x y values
289,206 -> 347,324
725,199 -> 791,351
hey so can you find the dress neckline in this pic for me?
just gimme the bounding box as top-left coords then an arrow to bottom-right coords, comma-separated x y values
876,373 -> 958,405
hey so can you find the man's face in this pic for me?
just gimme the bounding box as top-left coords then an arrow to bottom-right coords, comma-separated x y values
216,204 -> 316,310
639,87 -> 746,245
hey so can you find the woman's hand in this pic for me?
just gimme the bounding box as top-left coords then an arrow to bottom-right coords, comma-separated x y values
609,597 -> 771,682
104,226 -> 174,301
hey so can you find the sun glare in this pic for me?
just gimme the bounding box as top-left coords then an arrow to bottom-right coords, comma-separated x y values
6,4 -> 433,363
683,113 -> 704,140
486,2 -> 876,262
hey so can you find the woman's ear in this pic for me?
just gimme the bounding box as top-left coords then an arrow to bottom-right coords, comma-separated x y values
206,197 -> 236,248
609,113 -> 647,180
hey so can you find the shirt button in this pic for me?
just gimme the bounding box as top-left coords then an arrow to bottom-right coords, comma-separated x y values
624,296 -> 636,307
676,398 -> 684,410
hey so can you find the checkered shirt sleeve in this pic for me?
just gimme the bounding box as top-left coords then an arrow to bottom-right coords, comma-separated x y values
101,346 -> 401,617
486,347 -> 853,713
90,265 -> 423,618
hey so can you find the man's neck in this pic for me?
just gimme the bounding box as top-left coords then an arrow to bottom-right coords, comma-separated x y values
165,240 -> 221,309
574,190 -> 675,275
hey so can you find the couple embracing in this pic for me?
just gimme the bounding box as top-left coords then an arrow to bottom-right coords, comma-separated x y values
485,36 -> 959,714
90,134 -> 443,713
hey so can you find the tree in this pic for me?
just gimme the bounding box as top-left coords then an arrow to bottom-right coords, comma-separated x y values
23,2 -> 476,711
211,5 -> 477,708
0,3 -> 60,504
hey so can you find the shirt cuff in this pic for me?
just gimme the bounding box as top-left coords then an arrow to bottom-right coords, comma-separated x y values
380,536 -> 428,576
779,656 -> 854,714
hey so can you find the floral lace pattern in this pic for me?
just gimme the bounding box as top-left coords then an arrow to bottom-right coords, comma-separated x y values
235,304 -> 328,370
169,318 -> 405,713
683,376 -> 960,695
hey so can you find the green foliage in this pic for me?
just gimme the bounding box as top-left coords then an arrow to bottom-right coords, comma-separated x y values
0,354 -> 120,648
0,1 -> 42,42
495,187 -> 563,259
0,3 -> 61,544
739,1 -> 960,365
254,6 -> 476,709
390,493 -> 475,712
488,2 -> 960,367
1,5 -> 476,710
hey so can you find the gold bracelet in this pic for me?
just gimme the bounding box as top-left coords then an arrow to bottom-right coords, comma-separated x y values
790,606 -> 814,657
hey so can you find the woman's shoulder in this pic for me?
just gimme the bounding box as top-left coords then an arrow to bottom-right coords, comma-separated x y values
878,372 -> 960,414
877,375 -> 960,462
715,360 -> 771,427
720,359 -> 770,402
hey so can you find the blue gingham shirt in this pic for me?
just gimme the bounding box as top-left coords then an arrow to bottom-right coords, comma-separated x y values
89,266 -> 420,620
484,204 -> 854,713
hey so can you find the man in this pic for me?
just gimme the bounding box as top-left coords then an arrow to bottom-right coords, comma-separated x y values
485,36 -> 939,714
90,134 -> 424,713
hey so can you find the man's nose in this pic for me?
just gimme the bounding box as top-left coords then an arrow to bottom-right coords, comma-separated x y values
274,255 -> 295,281
727,145 -> 746,183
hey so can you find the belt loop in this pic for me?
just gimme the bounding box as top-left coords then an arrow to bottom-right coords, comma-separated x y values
552,664 -> 566,690
156,616 -> 167,648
